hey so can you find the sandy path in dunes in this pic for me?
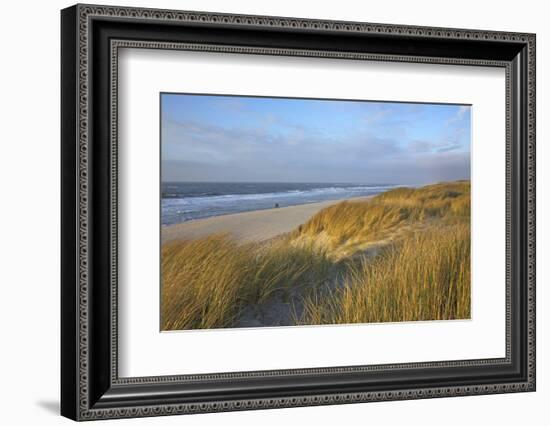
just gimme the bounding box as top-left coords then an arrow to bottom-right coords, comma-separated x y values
162,196 -> 373,244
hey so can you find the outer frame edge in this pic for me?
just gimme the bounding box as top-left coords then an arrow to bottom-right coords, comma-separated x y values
67,4 -> 536,421
60,4 -> 80,422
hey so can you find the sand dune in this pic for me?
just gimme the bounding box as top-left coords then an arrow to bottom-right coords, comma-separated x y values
162,196 -> 373,244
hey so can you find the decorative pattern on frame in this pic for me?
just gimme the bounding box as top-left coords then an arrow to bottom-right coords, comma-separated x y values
110,40 -> 511,384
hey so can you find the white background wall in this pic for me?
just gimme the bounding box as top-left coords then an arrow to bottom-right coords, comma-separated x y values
0,0 -> 546,424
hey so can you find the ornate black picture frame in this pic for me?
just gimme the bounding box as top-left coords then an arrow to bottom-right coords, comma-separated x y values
61,4 -> 536,421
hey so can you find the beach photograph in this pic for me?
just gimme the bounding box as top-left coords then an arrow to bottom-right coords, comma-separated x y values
160,93 -> 471,331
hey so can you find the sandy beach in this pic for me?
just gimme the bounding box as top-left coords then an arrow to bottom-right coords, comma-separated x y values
162,196 -> 373,244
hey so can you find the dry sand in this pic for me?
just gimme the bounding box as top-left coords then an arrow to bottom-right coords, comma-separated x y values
162,196 -> 373,244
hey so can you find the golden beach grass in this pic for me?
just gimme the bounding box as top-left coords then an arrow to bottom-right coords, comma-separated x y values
161,180 -> 471,330
296,222 -> 470,325
291,180 -> 470,257
161,235 -> 331,330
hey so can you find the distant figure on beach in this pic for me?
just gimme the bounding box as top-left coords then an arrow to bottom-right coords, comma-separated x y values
274,203 -> 279,208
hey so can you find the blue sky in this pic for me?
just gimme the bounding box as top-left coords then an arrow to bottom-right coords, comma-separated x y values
161,93 -> 470,184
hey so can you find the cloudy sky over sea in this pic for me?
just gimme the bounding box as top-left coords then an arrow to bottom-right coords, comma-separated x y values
161,93 -> 470,184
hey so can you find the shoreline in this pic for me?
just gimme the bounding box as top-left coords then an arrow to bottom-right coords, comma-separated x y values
162,195 -> 373,244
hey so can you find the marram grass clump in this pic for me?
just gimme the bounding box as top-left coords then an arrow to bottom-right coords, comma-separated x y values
290,180 -> 470,257
161,234 -> 331,330
296,222 -> 470,325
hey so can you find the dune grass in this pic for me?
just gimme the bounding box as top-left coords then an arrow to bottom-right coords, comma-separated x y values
296,222 -> 470,325
161,235 -> 331,330
161,180 -> 471,330
291,180 -> 470,257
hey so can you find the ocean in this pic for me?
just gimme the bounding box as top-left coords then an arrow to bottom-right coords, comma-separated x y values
161,182 -> 400,226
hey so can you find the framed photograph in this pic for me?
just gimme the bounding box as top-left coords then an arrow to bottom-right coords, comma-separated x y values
61,4 -> 536,421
